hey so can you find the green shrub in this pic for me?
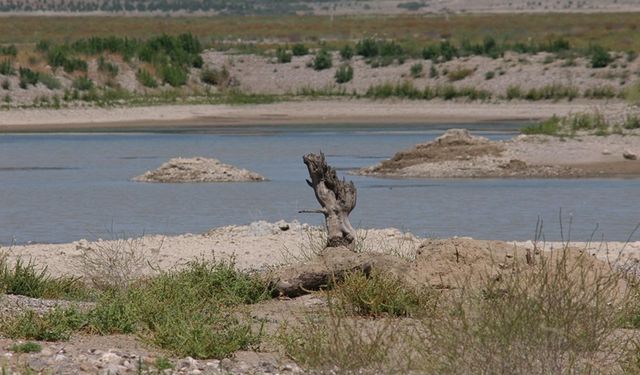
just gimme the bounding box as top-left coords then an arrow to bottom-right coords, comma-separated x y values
524,84 -> 579,101
291,43 -> 309,56
18,67 -> 39,89
0,59 -> 14,75
63,58 -> 88,73
422,40 -> 458,62
590,45 -> 613,68
583,85 -> 617,99
506,85 -> 523,100
192,55 -> 204,68
313,49 -> 332,71
97,56 -> 119,77
86,291 -> 138,335
355,38 -> 405,63
1,79 -> 9,90
429,65 -> 438,78
201,67 -> 230,86
355,38 -> 380,58
72,76 -> 94,91
160,64 -> 187,87
39,73 -> 61,90
335,64 -> 353,84
521,116 -> 561,135
340,45 -> 354,60
1,307 -> 85,341
569,112 -> 607,132
136,68 -> 158,88
624,115 -> 640,129
447,67 -> 473,81
276,46 -> 292,63
485,71 -> 495,80
410,63 -> 423,78
10,342 -> 42,353
0,44 -> 18,57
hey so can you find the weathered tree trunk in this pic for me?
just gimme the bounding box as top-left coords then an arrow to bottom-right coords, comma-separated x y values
302,152 -> 357,250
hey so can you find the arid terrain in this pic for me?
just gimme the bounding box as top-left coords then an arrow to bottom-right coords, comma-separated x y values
2,220 -> 640,373
2,6 -> 640,374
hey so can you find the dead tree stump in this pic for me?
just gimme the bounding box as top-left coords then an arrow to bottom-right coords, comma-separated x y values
302,152 -> 357,250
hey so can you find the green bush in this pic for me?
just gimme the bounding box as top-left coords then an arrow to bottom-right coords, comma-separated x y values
624,115 -> 640,129
160,64 -> 187,87
275,46 -> 292,63
335,64 -> 353,84
291,43 -> 309,56
521,116 -> 561,135
313,49 -> 333,71
18,67 -> 39,89
447,67 -> 473,81
136,68 -> 158,88
590,45 -> 613,68
39,73 -> 62,90
0,59 -> 14,75
583,85 -> 617,99
340,45 -> 354,60
1,79 -> 9,90
0,44 -> 18,57
72,76 -> 94,91
485,71 -> 495,80
1,307 -> 85,341
506,85 -> 523,100
410,63 -> 423,78
63,58 -> 88,73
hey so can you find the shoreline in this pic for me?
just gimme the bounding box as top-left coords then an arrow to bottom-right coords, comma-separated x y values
5,221 -> 640,278
0,100 -> 620,133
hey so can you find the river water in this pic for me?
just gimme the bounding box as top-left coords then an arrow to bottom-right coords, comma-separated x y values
1,122 -> 638,244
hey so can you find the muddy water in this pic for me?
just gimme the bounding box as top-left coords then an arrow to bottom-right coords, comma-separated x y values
0,123 -> 638,244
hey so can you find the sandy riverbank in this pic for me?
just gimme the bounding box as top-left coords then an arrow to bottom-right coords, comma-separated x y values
0,100 -> 627,132
3,221 -> 640,279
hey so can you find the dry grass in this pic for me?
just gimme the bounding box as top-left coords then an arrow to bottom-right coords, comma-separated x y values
72,236 -> 161,290
280,246 -> 640,374
1,13 -> 639,52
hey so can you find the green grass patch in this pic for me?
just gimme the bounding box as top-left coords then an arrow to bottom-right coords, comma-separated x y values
0,257 -> 89,300
330,270 -> 437,318
0,258 -> 272,359
9,342 -> 42,353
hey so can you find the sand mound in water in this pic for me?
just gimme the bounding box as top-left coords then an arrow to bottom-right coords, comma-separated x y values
359,129 -> 505,174
133,157 -> 266,183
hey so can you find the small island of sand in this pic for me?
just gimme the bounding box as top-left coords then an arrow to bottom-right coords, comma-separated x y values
133,157 -> 266,183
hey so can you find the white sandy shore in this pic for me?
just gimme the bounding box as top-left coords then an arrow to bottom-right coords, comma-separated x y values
3,221 -> 640,279
0,100 -> 626,131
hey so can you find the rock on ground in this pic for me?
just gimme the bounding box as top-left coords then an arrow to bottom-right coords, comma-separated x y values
133,157 -> 266,183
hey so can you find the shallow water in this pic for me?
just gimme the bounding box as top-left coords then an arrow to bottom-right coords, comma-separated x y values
0,122 -> 638,244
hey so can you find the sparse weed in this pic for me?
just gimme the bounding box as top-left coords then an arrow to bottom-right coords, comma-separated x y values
72,236 -> 159,291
